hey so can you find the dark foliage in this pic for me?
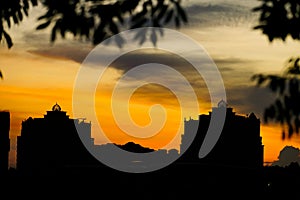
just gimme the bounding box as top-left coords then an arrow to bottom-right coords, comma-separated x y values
1,0 -> 188,48
253,0 -> 300,42
252,57 -> 300,139
252,0 -> 300,139
0,0 -> 187,79
0,0 -> 38,48
38,0 -> 187,47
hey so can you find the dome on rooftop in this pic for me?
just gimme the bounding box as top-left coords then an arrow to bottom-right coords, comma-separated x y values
52,103 -> 61,112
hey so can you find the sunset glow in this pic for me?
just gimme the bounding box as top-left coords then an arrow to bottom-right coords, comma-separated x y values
1,1 -> 300,169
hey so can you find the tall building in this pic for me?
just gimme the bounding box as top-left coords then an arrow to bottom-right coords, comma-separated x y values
180,100 -> 264,168
0,111 -> 10,175
17,103 -> 98,175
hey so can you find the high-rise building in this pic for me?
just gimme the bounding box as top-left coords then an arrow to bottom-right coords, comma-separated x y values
180,100 -> 264,168
0,111 -> 10,175
17,103 -> 97,175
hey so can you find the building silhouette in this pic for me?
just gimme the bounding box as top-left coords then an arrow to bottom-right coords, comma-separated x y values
17,103 -> 98,175
15,101 -> 264,176
179,100 -> 264,168
5,103 -> 300,197
0,111 -> 10,175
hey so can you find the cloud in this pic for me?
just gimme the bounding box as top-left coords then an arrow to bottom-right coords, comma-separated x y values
101,50 -> 270,118
28,41 -> 272,121
106,48 -> 214,103
24,0 -> 261,64
106,50 -> 275,120
214,57 -> 256,66
184,1 -> 259,28
209,56 -> 273,118
28,43 -> 92,63
226,85 -> 275,119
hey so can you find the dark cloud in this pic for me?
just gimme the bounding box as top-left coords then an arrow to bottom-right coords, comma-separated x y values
101,50 -> 268,117
25,1 -> 260,64
187,3 -> 237,13
28,43 -> 92,63
214,57 -> 257,66
28,41 -> 269,120
101,48 -> 211,107
106,48 -> 209,89
213,57 -> 260,82
211,56 -> 269,117
109,49 -> 194,71
226,85 -> 275,119
185,2 -> 258,27
107,50 -> 273,119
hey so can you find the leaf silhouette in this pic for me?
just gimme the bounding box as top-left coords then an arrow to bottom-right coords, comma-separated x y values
1,0 -> 188,48
252,56 -> 300,139
36,21 -> 51,30
175,2 -> 188,23
151,28 -> 157,47
3,30 -> 13,49
164,9 -> 174,24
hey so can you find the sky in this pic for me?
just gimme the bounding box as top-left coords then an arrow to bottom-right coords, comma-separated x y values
1,0 -> 300,168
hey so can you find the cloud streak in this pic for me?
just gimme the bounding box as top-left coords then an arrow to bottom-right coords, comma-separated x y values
184,1 -> 259,28
28,43 -> 92,63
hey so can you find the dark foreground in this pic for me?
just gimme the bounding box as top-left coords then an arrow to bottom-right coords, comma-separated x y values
1,163 -> 300,199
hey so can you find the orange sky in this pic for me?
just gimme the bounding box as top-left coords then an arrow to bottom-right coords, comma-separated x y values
2,2 -> 300,168
1,47 -> 300,167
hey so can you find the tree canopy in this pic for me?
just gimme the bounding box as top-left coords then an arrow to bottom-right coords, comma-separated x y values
0,0 -> 187,48
0,0 -> 38,48
0,0 -> 187,79
252,0 -> 300,139
253,0 -> 300,42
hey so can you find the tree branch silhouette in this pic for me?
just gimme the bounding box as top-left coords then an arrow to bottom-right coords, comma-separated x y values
36,0 -> 187,47
0,0 -> 188,79
0,0 -> 187,48
252,0 -> 300,139
0,0 -> 39,79
0,0 -> 38,49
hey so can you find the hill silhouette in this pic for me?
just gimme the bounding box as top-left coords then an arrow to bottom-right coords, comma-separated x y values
116,142 -> 154,153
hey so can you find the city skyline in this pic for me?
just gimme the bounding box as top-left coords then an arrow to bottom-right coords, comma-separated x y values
1,0 -> 300,169
4,100 -> 265,174
2,101 -> 295,169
